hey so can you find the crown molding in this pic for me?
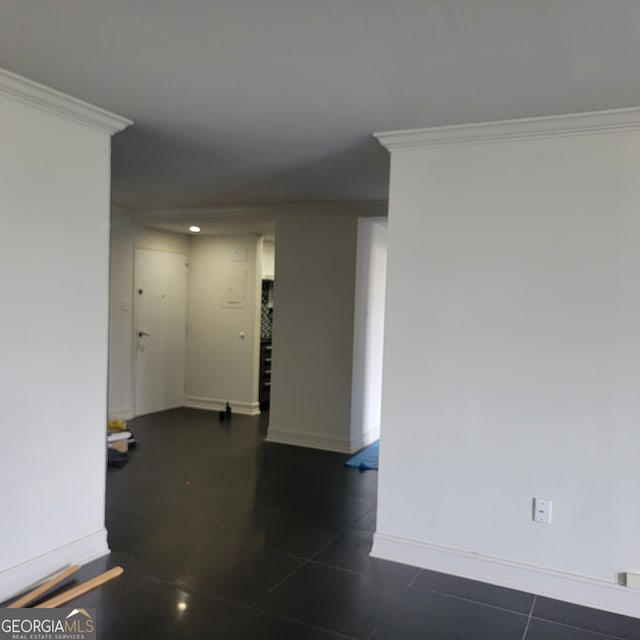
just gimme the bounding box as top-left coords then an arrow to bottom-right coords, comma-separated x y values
122,200 -> 388,224
375,107 -> 640,152
0,68 -> 132,135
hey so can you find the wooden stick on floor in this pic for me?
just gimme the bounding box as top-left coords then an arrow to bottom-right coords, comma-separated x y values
35,567 -> 124,609
8,565 -> 81,608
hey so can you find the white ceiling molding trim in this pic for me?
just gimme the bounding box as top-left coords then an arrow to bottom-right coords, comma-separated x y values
130,200 -> 389,223
0,68 -> 132,135
374,107 -> 640,151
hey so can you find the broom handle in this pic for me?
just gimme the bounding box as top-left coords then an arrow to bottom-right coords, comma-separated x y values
35,566 -> 124,609
8,565 -> 81,608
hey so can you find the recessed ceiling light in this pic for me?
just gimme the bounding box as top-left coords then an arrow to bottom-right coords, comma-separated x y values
189,225 -> 201,233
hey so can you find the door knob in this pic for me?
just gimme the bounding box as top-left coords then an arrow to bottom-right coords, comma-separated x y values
138,331 -> 151,337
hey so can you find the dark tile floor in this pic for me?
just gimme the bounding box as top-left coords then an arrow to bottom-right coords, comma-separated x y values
8,408 -> 639,639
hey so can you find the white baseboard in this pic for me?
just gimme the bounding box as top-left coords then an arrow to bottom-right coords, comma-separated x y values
267,427 -> 353,453
350,426 -> 380,453
0,529 -> 110,603
185,395 -> 260,416
371,532 -> 640,620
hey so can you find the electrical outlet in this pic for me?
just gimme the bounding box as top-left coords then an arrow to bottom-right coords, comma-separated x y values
533,498 -> 552,524
625,573 -> 640,589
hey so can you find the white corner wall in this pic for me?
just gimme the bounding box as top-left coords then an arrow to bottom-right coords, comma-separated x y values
373,110 -> 640,617
0,70 -> 130,601
262,238 -> 276,279
186,234 -> 262,415
267,213 -> 359,452
108,214 -> 190,419
350,218 -> 388,450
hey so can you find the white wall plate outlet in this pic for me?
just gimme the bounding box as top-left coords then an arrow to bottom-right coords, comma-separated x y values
533,497 -> 552,524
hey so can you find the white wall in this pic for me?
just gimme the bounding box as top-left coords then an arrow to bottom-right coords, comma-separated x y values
0,70 -> 129,600
108,214 -> 189,419
350,218 -> 387,450
373,111 -> 640,617
109,222 -> 269,417
262,238 -> 275,279
186,234 -> 262,414
267,213 -> 359,452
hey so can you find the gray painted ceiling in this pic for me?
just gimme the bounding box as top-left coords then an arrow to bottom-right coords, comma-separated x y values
2,1 -> 640,210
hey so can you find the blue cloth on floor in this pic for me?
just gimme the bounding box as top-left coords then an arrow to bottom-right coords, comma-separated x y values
345,441 -> 379,470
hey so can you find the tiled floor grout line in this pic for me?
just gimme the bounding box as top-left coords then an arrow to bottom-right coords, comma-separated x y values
249,533 -> 342,608
526,616 -> 631,640
405,570 -> 422,591
244,607 -> 361,640
117,555 -> 391,640
249,530 -> 418,640
408,581 -> 533,618
248,557 -> 311,609
121,570 -> 263,611
116,564 -> 632,640
366,621 -> 383,639
365,566 -> 423,640
305,558 -> 420,587
521,594 -> 537,640
306,533 -> 346,563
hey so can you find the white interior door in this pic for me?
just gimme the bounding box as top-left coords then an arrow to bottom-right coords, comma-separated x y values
134,247 -> 187,416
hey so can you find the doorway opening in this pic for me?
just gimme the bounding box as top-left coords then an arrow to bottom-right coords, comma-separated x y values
107,215 -> 276,422
349,217 -> 388,451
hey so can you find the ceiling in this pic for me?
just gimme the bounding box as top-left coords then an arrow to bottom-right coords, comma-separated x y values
2,1 -> 640,213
